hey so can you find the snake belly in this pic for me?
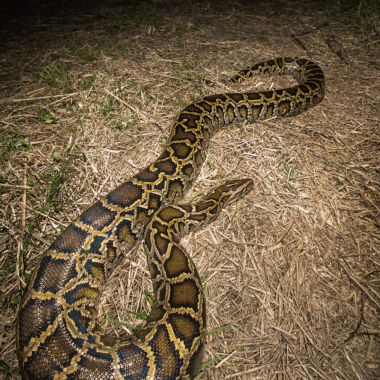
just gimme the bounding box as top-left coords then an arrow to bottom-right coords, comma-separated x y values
16,57 -> 325,380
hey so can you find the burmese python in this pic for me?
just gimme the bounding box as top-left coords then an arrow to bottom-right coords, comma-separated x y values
16,57 -> 325,380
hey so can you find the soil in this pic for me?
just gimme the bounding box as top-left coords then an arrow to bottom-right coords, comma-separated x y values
0,1 -> 379,379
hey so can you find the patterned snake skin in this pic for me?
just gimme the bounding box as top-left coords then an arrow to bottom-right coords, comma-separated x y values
16,58 -> 325,380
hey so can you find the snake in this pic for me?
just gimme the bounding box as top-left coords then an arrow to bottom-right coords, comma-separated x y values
16,57 -> 325,380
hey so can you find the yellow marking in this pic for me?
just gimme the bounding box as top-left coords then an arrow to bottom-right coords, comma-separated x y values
239,106 -> 247,120
118,224 -> 136,246
227,105 -> 235,123
23,317 -> 59,359
171,314 -> 198,343
136,209 -> 150,226
17,57 -> 324,380
75,286 -> 99,300
107,244 -> 117,262
167,182 -> 184,203
90,265 -> 105,284
153,328 -> 177,377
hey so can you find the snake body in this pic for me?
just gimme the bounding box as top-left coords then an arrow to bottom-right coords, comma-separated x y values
16,57 -> 325,380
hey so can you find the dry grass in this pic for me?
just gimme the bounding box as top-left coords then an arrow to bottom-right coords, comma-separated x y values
0,1 -> 379,379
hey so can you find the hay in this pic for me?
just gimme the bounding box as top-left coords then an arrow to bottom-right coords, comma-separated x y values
0,1 -> 379,379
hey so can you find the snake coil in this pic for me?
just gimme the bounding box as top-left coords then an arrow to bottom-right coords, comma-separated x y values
16,57 -> 324,379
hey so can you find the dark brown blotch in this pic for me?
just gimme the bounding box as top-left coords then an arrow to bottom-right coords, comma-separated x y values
177,113 -> 200,129
106,182 -> 143,208
169,142 -> 192,159
150,325 -> 180,379
169,279 -> 200,311
24,326 -> 77,379
164,245 -> 191,279
172,124 -> 198,144
80,202 -> 116,230
154,158 -> 176,175
228,93 -> 245,102
168,313 -> 200,349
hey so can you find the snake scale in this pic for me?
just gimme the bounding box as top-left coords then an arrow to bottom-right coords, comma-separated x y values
16,57 -> 325,380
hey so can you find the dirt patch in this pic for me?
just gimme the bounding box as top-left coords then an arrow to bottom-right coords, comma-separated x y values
1,1 -> 379,379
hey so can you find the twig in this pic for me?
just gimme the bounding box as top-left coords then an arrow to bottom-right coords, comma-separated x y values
16,163 -> 29,288
291,30 -> 313,59
104,88 -> 158,125
0,183 -> 33,189
16,240 -> 27,288
275,218 -> 295,245
22,164 -> 27,231
105,88 -> 138,113
12,92 -> 80,102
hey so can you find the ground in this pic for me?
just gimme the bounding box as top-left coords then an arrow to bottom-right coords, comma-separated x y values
0,0 -> 379,379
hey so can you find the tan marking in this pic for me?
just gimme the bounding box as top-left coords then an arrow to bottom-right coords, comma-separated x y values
159,207 -> 184,223
183,165 -> 193,177
148,306 -> 166,322
154,234 -> 169,253
227,105 -> 235,123
188,213 -> 208,223
203,116 -> 213,130
239,106 -> 247,120
118,224 -> 136,246
136,209 -> 150,226
167,182 -> 184,203
195,200 -> 214,212
85,304 -> 97,316
137,168 -> 159,181
54,226 -> 86,252
278,101 -> 290,116
27,327 -> 77,378
18,298 -> 57,339
252,104 -> 262,120
217,107 -> 224,125
90,265 -> 105,284
109,182 -> 142,207
38,259 -> 76,291
194,149 -> 203,167
107,244 -> 116,263
149,262 -> 158,279
266,104 -> 274,118
155,159 -> 176,174
213,114 -> 219,129
75,286 -> 99,300
148,196 -> 160,211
